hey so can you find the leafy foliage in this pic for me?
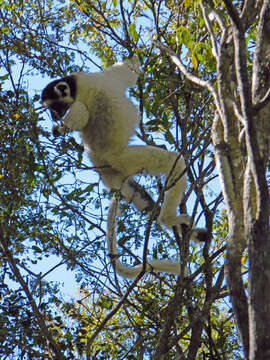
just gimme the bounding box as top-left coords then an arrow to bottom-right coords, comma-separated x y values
1,0 -> 269,359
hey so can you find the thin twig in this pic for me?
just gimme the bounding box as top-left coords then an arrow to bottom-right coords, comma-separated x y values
200,3 -> 219,59
153,40 -> 222,119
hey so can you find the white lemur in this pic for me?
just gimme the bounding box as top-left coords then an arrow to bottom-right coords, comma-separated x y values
41,56 -> 206,279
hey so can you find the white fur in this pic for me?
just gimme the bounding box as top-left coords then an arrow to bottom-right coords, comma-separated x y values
43,56 -> 205,278
63,57 -> 189,226
107,197 -> 185,279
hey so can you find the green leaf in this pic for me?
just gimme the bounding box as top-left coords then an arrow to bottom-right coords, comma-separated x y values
129,24 -> 139,42
176,26 -> 191,46
66,189 -> 77,200
165,130 -> 175,144
84,183 -> 97,192
32,245 -> 42,253
0,73 -> 9,81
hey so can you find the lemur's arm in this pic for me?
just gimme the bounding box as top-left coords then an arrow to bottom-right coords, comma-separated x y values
63,101 -> 89,130
53,101 -> 88,136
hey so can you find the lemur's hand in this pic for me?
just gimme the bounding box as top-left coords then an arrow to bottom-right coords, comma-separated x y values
53,124 -> 69,137
126,55 -> 140,74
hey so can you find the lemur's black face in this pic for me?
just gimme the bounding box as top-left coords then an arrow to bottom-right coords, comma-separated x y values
41,75 -> 76,121
47,101 -> 70,120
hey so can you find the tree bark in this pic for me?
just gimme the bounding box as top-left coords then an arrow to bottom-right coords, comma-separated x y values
245,1 -> 270,358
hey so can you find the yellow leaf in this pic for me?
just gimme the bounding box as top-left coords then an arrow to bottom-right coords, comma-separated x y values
184,0 -> 193,6
14,113 -> 20,119
241,254 -> 247,264
191,54 -> 198,70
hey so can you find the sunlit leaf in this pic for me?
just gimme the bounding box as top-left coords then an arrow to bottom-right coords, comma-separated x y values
129,23 -> 139,42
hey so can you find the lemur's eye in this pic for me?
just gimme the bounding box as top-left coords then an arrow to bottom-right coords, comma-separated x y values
56,84 -> 68,97
54,81 -> 70,98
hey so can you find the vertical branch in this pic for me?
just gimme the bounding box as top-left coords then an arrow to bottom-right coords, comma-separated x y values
212,15 -> 249,356
153,277 -> 185,359
215,28 -> 248,350
225,1 -> 270,359
211,114 -> 249,358
248,1 -> 270,358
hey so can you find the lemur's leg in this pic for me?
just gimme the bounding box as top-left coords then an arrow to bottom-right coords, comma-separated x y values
99,167 -> 155,212
121,178 -> 155,212
104,55 -> 140,89
105,145 -> 190,227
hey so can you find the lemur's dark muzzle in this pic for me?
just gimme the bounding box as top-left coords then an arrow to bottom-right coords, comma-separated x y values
49,102 -> 70,121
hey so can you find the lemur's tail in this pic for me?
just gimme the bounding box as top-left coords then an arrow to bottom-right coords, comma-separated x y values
106,196 -> 182,279
107,179 -> 208,278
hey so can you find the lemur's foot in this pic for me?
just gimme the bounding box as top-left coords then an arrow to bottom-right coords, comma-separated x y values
191,228 -> 208,242
127,55 -> 140,73
158,213 -> 208,242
